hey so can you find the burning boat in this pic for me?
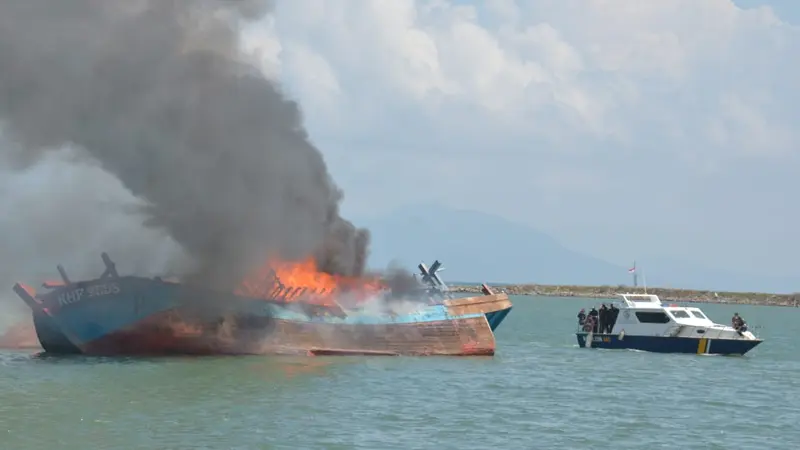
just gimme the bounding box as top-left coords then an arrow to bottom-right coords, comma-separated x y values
12,253 -> 512,356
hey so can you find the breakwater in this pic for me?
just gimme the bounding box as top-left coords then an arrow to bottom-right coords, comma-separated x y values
449,284 -> 800,307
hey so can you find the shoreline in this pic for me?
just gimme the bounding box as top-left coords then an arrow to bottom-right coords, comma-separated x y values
449,284 -> 800,307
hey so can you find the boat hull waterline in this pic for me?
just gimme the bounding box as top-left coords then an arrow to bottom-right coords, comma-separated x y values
576,332 -> 761,356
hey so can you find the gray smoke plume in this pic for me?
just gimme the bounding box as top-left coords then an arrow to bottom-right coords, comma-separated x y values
0,0 -> 369,290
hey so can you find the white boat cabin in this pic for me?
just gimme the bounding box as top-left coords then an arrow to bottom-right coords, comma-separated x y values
593,293 -> 756,341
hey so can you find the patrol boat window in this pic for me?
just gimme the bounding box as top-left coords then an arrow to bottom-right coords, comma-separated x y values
670,310 -> 691,319
691,311 -> 707,320
634,311 -> 671,324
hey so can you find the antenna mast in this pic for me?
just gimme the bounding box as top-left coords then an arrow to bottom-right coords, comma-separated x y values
643,271 -> 648,294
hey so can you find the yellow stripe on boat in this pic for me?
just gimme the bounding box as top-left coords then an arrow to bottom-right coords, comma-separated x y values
697,337 -> 708,354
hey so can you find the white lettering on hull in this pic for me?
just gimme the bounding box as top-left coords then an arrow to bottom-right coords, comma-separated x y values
57,283 -> 121,307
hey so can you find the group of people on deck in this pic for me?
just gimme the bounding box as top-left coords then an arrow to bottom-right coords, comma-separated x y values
577,304 -> 619,333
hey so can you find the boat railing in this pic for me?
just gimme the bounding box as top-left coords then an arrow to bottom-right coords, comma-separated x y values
44,252 -> 120,290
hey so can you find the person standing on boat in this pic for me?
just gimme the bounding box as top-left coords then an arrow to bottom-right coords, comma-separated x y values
588,307 -> 599,333
577,309 -> 586,326
598,304 -> 609,333
607,304 -> 619,333
583,316 -> 595,332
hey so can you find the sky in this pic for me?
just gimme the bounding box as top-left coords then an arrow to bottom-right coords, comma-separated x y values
236,0 -> 800,281
0,0 -> 796,293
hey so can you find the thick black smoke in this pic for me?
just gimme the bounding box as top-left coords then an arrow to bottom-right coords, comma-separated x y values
0,0 -> 369,289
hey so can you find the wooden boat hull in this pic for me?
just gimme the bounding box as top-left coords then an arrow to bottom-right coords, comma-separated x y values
80,312 -> 499,357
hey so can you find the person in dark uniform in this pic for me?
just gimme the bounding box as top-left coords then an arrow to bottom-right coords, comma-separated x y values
598,304 -> 609,334
588,307 -> 599,333
732,313 -> 747,334
607,304 -> 619,333
577,309 -> 587,326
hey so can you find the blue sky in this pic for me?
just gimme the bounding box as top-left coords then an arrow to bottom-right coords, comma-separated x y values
1,0 -> 797,290
734,0 -> 800,23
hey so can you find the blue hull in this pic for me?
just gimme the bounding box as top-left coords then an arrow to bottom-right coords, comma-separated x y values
576,332 -> 762,356
32,311 -> 81,354
485,307 -> 511,331
40,277 -> 189,347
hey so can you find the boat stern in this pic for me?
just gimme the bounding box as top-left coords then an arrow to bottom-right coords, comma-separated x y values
418,264 -> 513,332
575,332 -> 586,348
443,291 -> 513,332
575,331 -> 606,349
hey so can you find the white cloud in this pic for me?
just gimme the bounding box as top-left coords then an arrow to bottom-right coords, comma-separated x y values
242,0 -> 800,276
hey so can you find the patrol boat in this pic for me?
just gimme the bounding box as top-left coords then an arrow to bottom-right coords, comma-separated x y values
576,293 -> 762,355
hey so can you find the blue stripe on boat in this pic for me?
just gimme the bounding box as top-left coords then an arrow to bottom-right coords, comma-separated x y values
272,304 -> 484,325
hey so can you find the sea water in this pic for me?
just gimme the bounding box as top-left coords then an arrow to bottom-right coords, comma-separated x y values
1,296 -> 797,449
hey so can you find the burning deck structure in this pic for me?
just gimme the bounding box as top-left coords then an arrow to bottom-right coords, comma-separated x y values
12,254 -> 512,356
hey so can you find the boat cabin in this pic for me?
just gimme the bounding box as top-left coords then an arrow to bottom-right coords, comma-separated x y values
618,294 -> 712,322
610,294 -> 716,333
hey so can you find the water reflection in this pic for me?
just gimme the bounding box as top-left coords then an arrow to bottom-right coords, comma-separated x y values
0,348 -> 353,389
0,318 -> 40,349
244,355 -> 340,381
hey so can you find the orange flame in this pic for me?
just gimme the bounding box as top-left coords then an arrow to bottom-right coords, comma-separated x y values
235,257 -> 384,306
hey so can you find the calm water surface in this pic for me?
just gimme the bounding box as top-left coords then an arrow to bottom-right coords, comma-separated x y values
1,296 -> 798,449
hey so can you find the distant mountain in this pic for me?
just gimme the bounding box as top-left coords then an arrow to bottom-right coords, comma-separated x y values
358,204 -> 798,293
358,204 -> 629,286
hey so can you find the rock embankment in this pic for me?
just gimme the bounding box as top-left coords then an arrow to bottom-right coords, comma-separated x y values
449,284 -> 800,307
